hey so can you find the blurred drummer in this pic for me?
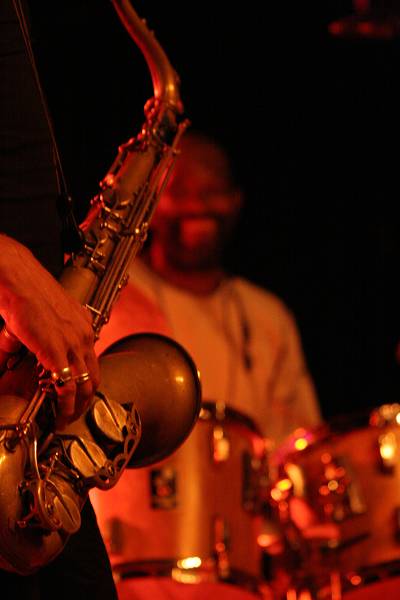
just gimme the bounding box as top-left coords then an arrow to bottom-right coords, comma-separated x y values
97,130 -> 321,443
95,130 -> 323,598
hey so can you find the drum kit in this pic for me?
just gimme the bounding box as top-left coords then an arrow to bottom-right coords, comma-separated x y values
91,401 -> 400,599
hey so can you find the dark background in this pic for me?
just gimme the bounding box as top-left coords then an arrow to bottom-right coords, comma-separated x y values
28,0 -> 400,421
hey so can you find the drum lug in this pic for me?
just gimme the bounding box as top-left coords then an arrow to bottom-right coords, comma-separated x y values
212,425 -> 230,462
150,467 -> 177,509
213,515 -> 230,579
242,451 -> 268,512
378,431 -> 398,472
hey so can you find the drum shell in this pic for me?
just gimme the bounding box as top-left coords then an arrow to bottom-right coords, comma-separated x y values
91,402 -> 267,580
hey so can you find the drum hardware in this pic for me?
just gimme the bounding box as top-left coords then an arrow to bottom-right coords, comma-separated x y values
371,405 -> 400,472
213,424 -> 230,462
369,403 -> 400,427
171,556 -> 219,584
378,431 -> 397,471
150,467 -> 177,509
213,515 -> 230,579
244,451 -> 269,512
315,453 -> 366,522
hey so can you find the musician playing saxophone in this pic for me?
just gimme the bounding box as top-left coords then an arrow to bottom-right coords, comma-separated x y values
0,1 -> 117,598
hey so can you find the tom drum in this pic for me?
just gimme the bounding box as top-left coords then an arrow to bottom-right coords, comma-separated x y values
91,401 -> 270,596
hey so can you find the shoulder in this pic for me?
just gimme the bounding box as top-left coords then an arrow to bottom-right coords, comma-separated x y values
230,276 -> 304,349
232,276 -> 295,323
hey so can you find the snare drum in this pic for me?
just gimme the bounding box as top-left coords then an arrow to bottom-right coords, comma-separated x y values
270,404 -> 400,597
91,401 -> 269,595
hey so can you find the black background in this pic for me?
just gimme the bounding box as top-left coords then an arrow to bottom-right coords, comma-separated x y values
28,0 -> 400,421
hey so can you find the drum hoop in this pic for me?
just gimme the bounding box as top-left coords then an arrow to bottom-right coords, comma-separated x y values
200,401 -> 263,437
274,404 -> 400,464
113,558 -> 263,593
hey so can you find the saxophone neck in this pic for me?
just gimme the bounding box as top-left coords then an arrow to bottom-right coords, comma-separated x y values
111,0 -> 184,114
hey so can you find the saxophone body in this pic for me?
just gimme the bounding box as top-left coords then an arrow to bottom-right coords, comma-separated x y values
0,0 -> 201,575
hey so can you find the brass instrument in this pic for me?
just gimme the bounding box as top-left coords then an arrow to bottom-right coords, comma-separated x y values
0,0 -> 201,576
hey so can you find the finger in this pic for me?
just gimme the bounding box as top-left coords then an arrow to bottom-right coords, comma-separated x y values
45,358 -> 75,430
81,304 -> 95,326
67,354 -> 94,422
84,346 -> 100,390
55,377 -> 78,430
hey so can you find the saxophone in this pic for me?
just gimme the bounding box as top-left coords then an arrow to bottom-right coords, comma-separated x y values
0,0 -> 201,575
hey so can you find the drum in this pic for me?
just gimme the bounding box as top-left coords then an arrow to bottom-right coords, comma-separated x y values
269,404 -> 400,598
91,401 -> 269,595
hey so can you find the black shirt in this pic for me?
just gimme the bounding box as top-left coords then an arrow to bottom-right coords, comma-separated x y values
0,0 -> 63,276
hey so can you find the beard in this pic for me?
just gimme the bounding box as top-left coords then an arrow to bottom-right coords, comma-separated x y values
156,215 -> 233,271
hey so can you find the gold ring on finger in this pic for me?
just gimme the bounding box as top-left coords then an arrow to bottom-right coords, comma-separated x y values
51,366 -> 73,387
73,372 -> 91,385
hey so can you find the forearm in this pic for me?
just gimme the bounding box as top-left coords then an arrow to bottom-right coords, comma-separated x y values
0,232 -> 99,427
0,234 -> 30,313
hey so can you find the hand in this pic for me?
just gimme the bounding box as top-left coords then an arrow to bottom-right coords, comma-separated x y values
0,234 -> 100,429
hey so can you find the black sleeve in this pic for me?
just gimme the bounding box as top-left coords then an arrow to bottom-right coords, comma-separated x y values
0,0 -> 63,276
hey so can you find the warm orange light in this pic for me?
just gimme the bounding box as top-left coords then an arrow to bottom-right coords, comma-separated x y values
278,500 -> 289,513
177,556 -> 202,570
271,488 -> 283,502
276,478 -> 292,492
102,174 -> 115,188
380,443 -> 396,460
321,452 -> 332,464
271,478 -> 292,502
171,570 -> 200,584
327,480 -> 339,492
294,438 -> 308,451
213,426 -> 224,441
257,533 -> 277,548
319,485 -> 330,497
379,432 -> 397,461
349,574 -> 362,586
294,428 -> 306,438
324,465 -> 337,480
